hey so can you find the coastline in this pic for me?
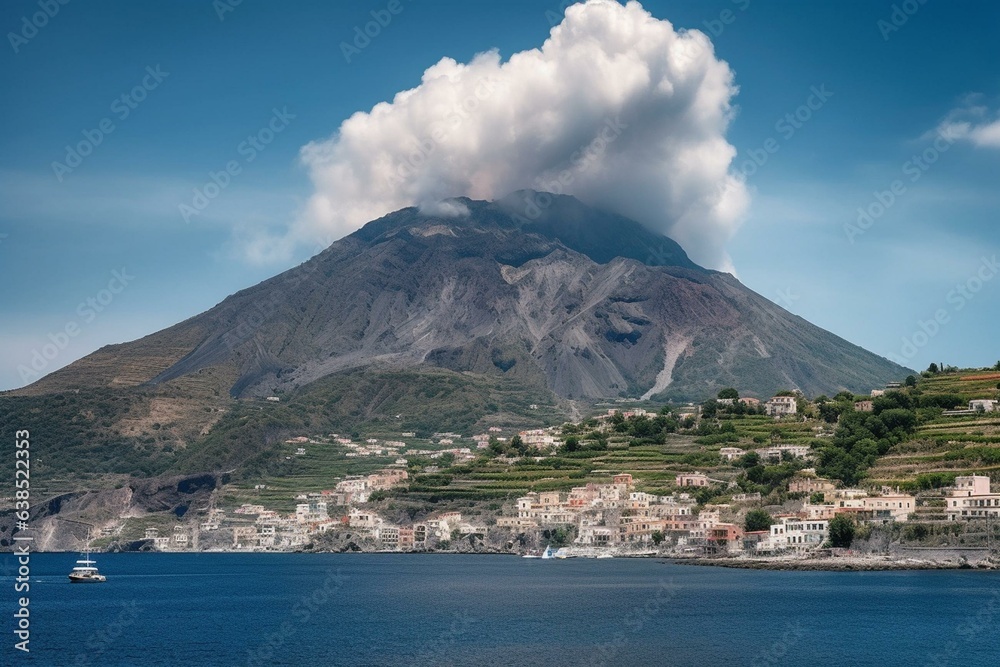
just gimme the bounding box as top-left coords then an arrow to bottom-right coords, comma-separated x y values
668,556 -> 1000,571
11,548 -> 1000,571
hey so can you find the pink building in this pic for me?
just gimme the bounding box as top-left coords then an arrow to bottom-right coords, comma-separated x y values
676,472 -> 710,487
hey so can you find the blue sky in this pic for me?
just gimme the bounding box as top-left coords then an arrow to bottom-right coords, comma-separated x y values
1,0 -> 998,391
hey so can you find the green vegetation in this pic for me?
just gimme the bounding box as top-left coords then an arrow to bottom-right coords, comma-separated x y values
9,356 -> 1000,524
828,514 -> 856,548
291,368 -> 564,437
744,509 -> 774,532
815,394 -> 918,486
0,389 -> 176,491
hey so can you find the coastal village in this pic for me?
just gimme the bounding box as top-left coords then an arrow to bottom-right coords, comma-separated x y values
98,374 -> 1000,566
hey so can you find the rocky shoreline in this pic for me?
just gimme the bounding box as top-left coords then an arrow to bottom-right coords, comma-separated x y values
669,556 -> 1000,571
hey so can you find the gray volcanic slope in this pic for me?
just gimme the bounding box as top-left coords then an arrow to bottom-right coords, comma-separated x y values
21,192 -> 909,402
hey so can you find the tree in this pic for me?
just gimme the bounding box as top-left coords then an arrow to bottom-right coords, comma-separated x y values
927,363 -> 939,374
562,436 -> 580,453
651,530 -> 664,546
744,509 -> 774,532
994,360 -> 1000,371
828,514 -> 856,548
717,388 -> 739,400
904,375 -> 918,387
819,401 -> 849,424
809,492 -> 825,504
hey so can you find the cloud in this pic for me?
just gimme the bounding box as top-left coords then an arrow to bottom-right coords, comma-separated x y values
250,0 -> 748,271
936,98 -> 1000,149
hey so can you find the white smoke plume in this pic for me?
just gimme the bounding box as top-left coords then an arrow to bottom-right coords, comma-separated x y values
252,0 -> 749,271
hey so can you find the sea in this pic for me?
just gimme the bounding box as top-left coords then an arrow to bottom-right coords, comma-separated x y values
1,552 -> 998,666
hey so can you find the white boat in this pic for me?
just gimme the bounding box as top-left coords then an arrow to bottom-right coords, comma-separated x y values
596,553 -> 614,559
68,538 -> 106,583
540,545 -> 557,559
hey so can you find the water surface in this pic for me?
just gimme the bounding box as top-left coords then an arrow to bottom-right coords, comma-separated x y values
2,553 -> 997,666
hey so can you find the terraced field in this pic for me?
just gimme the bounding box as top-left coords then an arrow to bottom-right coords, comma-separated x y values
215,369 -> 1000,509
867,371 -> 1000,487
405,433 -> 735,500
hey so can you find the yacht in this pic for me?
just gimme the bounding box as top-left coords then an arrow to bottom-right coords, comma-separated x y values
540,545 -> 557,559
68,542 -> 107,583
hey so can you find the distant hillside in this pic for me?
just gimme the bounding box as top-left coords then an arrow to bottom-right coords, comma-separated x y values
1,192 -> 911,487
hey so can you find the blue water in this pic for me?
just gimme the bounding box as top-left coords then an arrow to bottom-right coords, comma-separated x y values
1,553 -> 999,666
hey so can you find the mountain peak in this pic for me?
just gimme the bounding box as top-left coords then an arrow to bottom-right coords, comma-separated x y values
353,192 -> 702,271
16,192 -> 909,405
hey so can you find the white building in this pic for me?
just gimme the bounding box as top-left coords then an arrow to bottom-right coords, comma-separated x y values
765,396 -> 798,417
719,447 -> 746,462
863,492 -> 915,522
348,509 -> 383,531
945,475 -> 1000,521
756,445 -> 811,461
760,517 -> 828,553
295,500 -> 329,524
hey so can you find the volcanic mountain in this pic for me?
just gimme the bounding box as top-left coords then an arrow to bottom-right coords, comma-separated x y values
18,192 -> 908,406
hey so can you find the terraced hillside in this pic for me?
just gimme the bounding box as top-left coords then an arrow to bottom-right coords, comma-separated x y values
868,371 -> 1000,488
